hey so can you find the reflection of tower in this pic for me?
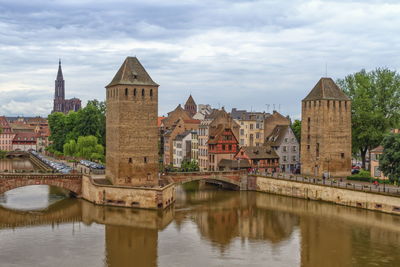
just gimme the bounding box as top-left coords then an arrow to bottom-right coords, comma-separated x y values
105,57 -> 159,186
105,226 -> 157,267
300,216 -> 352,267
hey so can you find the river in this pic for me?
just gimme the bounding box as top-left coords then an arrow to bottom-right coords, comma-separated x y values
0,183 -> 399,267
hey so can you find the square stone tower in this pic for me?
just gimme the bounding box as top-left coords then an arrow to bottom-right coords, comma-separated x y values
106,57 -> 159,186
300,78 -> 352,177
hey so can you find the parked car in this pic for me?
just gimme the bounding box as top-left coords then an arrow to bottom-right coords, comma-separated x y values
351,169 -> 360,175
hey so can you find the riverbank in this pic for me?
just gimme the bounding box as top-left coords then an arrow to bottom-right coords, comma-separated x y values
249,175 -> 400,215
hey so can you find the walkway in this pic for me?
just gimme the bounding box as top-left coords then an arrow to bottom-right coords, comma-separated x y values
258,172 -> 400,197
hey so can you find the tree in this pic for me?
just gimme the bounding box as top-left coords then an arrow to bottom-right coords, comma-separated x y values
291,119 -> 301,143
379,133 -> 400,183
48,112 -> 67,152
337,68 -> 400,169
48,99 -> 106,153
180,160 -> 199,172
63,135 -> 104,161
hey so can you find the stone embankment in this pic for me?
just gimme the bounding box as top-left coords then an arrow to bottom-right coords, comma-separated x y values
249,175 -> 400,215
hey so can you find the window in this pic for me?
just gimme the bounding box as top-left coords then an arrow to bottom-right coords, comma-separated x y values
283,156 -> 287,162
250,124 -> 254,130
374,166 -> 381,177
229,144 -> 232,150
240,139 -> 244,145
134,88 -> 137,96
293,146 -> 297,152
316,143 -> 320,157
283,146 -> 287,152
307,145 -> 310,150
142,89 -> 145,97
125,88 -> 128,96
128,158 -> 132,163
222,144 -> 226,150
284,138 -> 288,143
150,89 -> 153,97
240,129 -> 244,135
144,157 -> 147,163
341,153 -> 344,159
256,132 -> 260,139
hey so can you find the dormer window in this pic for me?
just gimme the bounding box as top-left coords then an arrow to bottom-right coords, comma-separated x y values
133,74 -> 137,79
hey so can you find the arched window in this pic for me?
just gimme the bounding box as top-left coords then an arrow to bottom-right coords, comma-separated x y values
150,89 -> 153,97
134,88 -> 137,97
142,89 -> 145,97
125,88 -> 128,96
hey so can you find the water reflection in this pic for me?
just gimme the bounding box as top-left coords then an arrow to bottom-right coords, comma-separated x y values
0,158 -> 38,171
0,185 -> 399,266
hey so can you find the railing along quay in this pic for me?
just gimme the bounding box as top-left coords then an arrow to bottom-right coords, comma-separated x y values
255,172 -> 400,197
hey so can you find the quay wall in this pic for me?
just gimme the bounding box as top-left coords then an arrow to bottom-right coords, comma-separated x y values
251,176 -> 400,215
81,176 -> 175,209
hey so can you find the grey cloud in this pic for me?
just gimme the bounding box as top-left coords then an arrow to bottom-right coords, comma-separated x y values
0,0 -> 400,118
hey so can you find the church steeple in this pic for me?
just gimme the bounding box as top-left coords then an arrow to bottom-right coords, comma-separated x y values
57,59 -> 63,80
55,59 -> 65,99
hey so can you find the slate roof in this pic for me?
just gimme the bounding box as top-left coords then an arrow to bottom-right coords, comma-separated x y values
265,125 -> 290,146
239,146 -> 279,159
303,77 -> 350,101
106,57 -> 158,87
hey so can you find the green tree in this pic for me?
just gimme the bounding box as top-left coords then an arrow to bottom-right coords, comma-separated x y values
87,100 -> 106,146
291,119 -> 301,143
48,112 -> 67,152
180,160 -> 199,172
63,135 -> 104,161
379,133 -> 400,183
337,68 -> 400,169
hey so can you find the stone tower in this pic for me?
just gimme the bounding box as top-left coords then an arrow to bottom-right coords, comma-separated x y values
300,77 -> 351,177
106,57 -> 159,186
184,95 -> 197,117
53,59 -> 65,113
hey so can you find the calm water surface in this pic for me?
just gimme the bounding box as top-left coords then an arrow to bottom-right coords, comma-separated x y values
0,183 -> 399,267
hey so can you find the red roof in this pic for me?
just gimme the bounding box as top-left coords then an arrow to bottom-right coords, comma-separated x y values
158,116 -> 166,127
12,132 -> 38,143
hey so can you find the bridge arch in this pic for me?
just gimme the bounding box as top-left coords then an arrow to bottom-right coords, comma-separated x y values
0,174 -> 82,196
166,171 -> 244,189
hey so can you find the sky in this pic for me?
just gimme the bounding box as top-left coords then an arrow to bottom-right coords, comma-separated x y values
0,0 -> 400,119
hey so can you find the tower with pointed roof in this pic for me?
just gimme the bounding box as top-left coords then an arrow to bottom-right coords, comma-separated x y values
300,77 -> 351,177
52,60 -> 81,114
105,57 -> 159,186
53,60 -> 65,113
184,95 -> 197,117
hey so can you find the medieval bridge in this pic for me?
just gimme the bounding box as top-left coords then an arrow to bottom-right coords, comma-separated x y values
165,171 -> 248,189
0,170 -> 248,197
0,173 -> 82,196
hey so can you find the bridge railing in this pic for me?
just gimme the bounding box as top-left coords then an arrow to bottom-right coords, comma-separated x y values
0,173 -> 82,179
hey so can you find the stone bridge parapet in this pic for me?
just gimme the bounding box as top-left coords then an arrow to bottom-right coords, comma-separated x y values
0,173 -> 82,195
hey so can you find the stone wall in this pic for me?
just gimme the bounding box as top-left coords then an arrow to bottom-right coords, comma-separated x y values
301,99 -> 352,177
81,176 -> 175,209
253,176 -> 400,215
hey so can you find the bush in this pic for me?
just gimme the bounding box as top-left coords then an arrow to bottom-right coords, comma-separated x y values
347,169 -> 372,182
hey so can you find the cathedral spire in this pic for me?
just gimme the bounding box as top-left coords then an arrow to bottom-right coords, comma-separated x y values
57,59 -> 64,80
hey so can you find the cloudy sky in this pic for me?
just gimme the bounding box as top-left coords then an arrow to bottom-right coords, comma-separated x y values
0,0 -> 399,118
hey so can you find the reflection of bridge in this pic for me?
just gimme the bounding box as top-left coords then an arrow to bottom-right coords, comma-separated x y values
0,173 -> 82,195
5,151 -> 30,158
